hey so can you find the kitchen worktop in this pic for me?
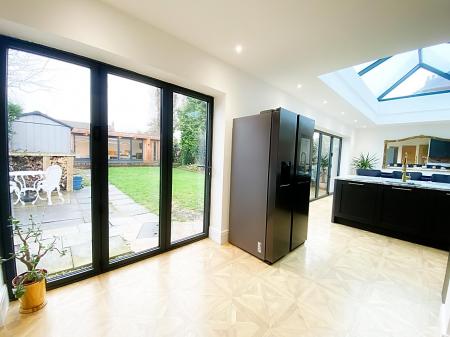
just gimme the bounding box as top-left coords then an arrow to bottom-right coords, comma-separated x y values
336,175 -> 450,192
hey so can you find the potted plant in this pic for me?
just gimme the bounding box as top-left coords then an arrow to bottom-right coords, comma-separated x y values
1,217 -> 66,313
352,153 -> 379,175
320,153 -> 329,183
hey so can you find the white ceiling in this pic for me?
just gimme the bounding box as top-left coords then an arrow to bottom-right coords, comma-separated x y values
101,0 -> 450,127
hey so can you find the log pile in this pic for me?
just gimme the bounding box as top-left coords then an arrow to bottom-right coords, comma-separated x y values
9,153 -> 75,191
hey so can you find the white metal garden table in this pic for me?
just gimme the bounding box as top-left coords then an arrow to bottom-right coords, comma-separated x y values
9,170 -> 45,205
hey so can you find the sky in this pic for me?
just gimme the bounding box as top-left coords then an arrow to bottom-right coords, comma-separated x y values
352,43 -> 450,99
8,49 -> 161,134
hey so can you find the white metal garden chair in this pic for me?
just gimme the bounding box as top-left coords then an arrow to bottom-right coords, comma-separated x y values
10,181 -> 23,205
33,165 -> 65,205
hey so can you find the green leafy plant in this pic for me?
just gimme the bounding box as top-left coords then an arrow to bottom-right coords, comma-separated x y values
8,102 -> 23,140
320,154 -> 329,182
176,97 -> 207,166
352,153 -> 379,169
1,217 -> 67,299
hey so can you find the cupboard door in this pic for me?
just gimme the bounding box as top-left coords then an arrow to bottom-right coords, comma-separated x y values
378,185 -> 427,236
430,190 -> 450,249
334,180 -> 378,225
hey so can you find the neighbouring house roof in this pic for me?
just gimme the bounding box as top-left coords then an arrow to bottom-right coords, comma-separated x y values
60,119 -> 90,130
61,119 -> 160,140
19,111 -> 73,129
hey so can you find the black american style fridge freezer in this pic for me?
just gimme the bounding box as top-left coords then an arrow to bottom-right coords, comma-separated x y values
229,108 -> 315,263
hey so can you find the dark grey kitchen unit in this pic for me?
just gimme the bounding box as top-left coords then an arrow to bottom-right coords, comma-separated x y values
332,178 -> 450,250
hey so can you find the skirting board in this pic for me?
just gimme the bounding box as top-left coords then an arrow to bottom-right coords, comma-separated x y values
0,284 -> 8,327
208,226 -> 229,245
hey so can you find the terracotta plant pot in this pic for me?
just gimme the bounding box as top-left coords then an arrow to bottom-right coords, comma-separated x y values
12,269 -> 47,313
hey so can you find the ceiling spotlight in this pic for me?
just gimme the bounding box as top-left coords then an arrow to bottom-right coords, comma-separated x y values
323,100 -> 328,104
354,119 -> 358,123
297,84 -> 302,89
341,111 -> 345,115
235,45 -> 243,54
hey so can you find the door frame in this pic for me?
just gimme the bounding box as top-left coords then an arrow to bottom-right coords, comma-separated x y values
310,130 -> 342,201
0,35 -> 214,298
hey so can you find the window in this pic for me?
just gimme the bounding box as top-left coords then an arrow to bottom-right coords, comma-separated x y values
107,73 -> 162,261
119,138 -> 131,160
6,48 -> 93,279
131,139 -> 143,160
0,35 -> 213,294
108,137 -> 118,160
153,141 -> 157,161
353,42 -> 450,101
171,93 -> 209,243
74,135 -> 90,159
310,131 -> 342,200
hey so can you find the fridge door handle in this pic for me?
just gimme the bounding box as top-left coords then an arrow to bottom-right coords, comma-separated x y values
279,184 -> 291,187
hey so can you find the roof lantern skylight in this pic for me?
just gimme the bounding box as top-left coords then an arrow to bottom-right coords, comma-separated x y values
353,43 -> 450,101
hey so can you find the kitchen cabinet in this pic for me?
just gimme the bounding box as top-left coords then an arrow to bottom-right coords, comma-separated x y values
332,180 -> 378,225
378,185 -> 427,236
332,179 -> 449,250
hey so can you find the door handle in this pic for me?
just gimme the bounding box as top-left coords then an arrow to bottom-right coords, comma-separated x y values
279,184 -> 291,187
392,187 -> 412,191
348,182 -> 364,186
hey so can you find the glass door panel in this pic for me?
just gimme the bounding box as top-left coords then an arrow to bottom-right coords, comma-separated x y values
329,138 -> 341,193
7,49 -> 92,277
310,132 -> 320,199
318,135 -> 331,197
171,93 -> 208,243
107,74 -> 161,260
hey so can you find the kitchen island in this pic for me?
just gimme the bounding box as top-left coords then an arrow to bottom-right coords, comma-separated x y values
332,175 -> 450,250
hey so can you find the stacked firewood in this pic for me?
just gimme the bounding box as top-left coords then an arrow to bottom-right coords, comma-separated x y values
9,154 -> 74,191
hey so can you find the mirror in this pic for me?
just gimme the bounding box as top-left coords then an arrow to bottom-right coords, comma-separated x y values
383,135 -> 450,168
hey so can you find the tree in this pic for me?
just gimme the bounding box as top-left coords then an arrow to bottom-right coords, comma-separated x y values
8,102 -> 23,140
176,97 -> 207,165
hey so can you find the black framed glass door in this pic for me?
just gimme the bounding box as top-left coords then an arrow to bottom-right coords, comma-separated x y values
106,72 -> 162,263
0,35 -> 213,297
310,131 -> 342,200
5,48 -> 94,280
170,93 -> 211,244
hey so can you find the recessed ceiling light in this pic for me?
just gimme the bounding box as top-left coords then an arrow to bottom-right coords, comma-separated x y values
235,44 -> 243,54
297,84 -> 302,89
323,100 -> 328,104
341,111 -> 345,115
354,119 -> 358,123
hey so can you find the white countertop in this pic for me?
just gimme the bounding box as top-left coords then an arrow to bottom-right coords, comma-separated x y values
383,167 -> 450,176
336,175 -> 450,192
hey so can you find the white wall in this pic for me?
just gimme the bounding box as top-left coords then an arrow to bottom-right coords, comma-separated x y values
0,0 -> 354,244
352,123 -> 450,171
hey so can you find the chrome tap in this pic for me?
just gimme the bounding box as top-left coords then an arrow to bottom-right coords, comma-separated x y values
402,154 -> 410,182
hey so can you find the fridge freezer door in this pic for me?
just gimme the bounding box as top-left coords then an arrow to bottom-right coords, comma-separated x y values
291,177 -> 311,249
265,108 -> 297,263
291,115 -> 315,250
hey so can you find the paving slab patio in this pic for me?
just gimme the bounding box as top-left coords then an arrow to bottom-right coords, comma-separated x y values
12,184 -> 161,276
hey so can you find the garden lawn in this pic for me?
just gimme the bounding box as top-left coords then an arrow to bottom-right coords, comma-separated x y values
108,166 -> 205,215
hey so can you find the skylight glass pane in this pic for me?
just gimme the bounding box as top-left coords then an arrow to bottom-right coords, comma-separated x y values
422,43 -> 450,72
360,50 -> 418,97
383,67 -> 450,99
353,60 -> 375,73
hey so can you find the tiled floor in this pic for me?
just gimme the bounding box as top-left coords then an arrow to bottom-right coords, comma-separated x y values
3,197 -> 448,337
